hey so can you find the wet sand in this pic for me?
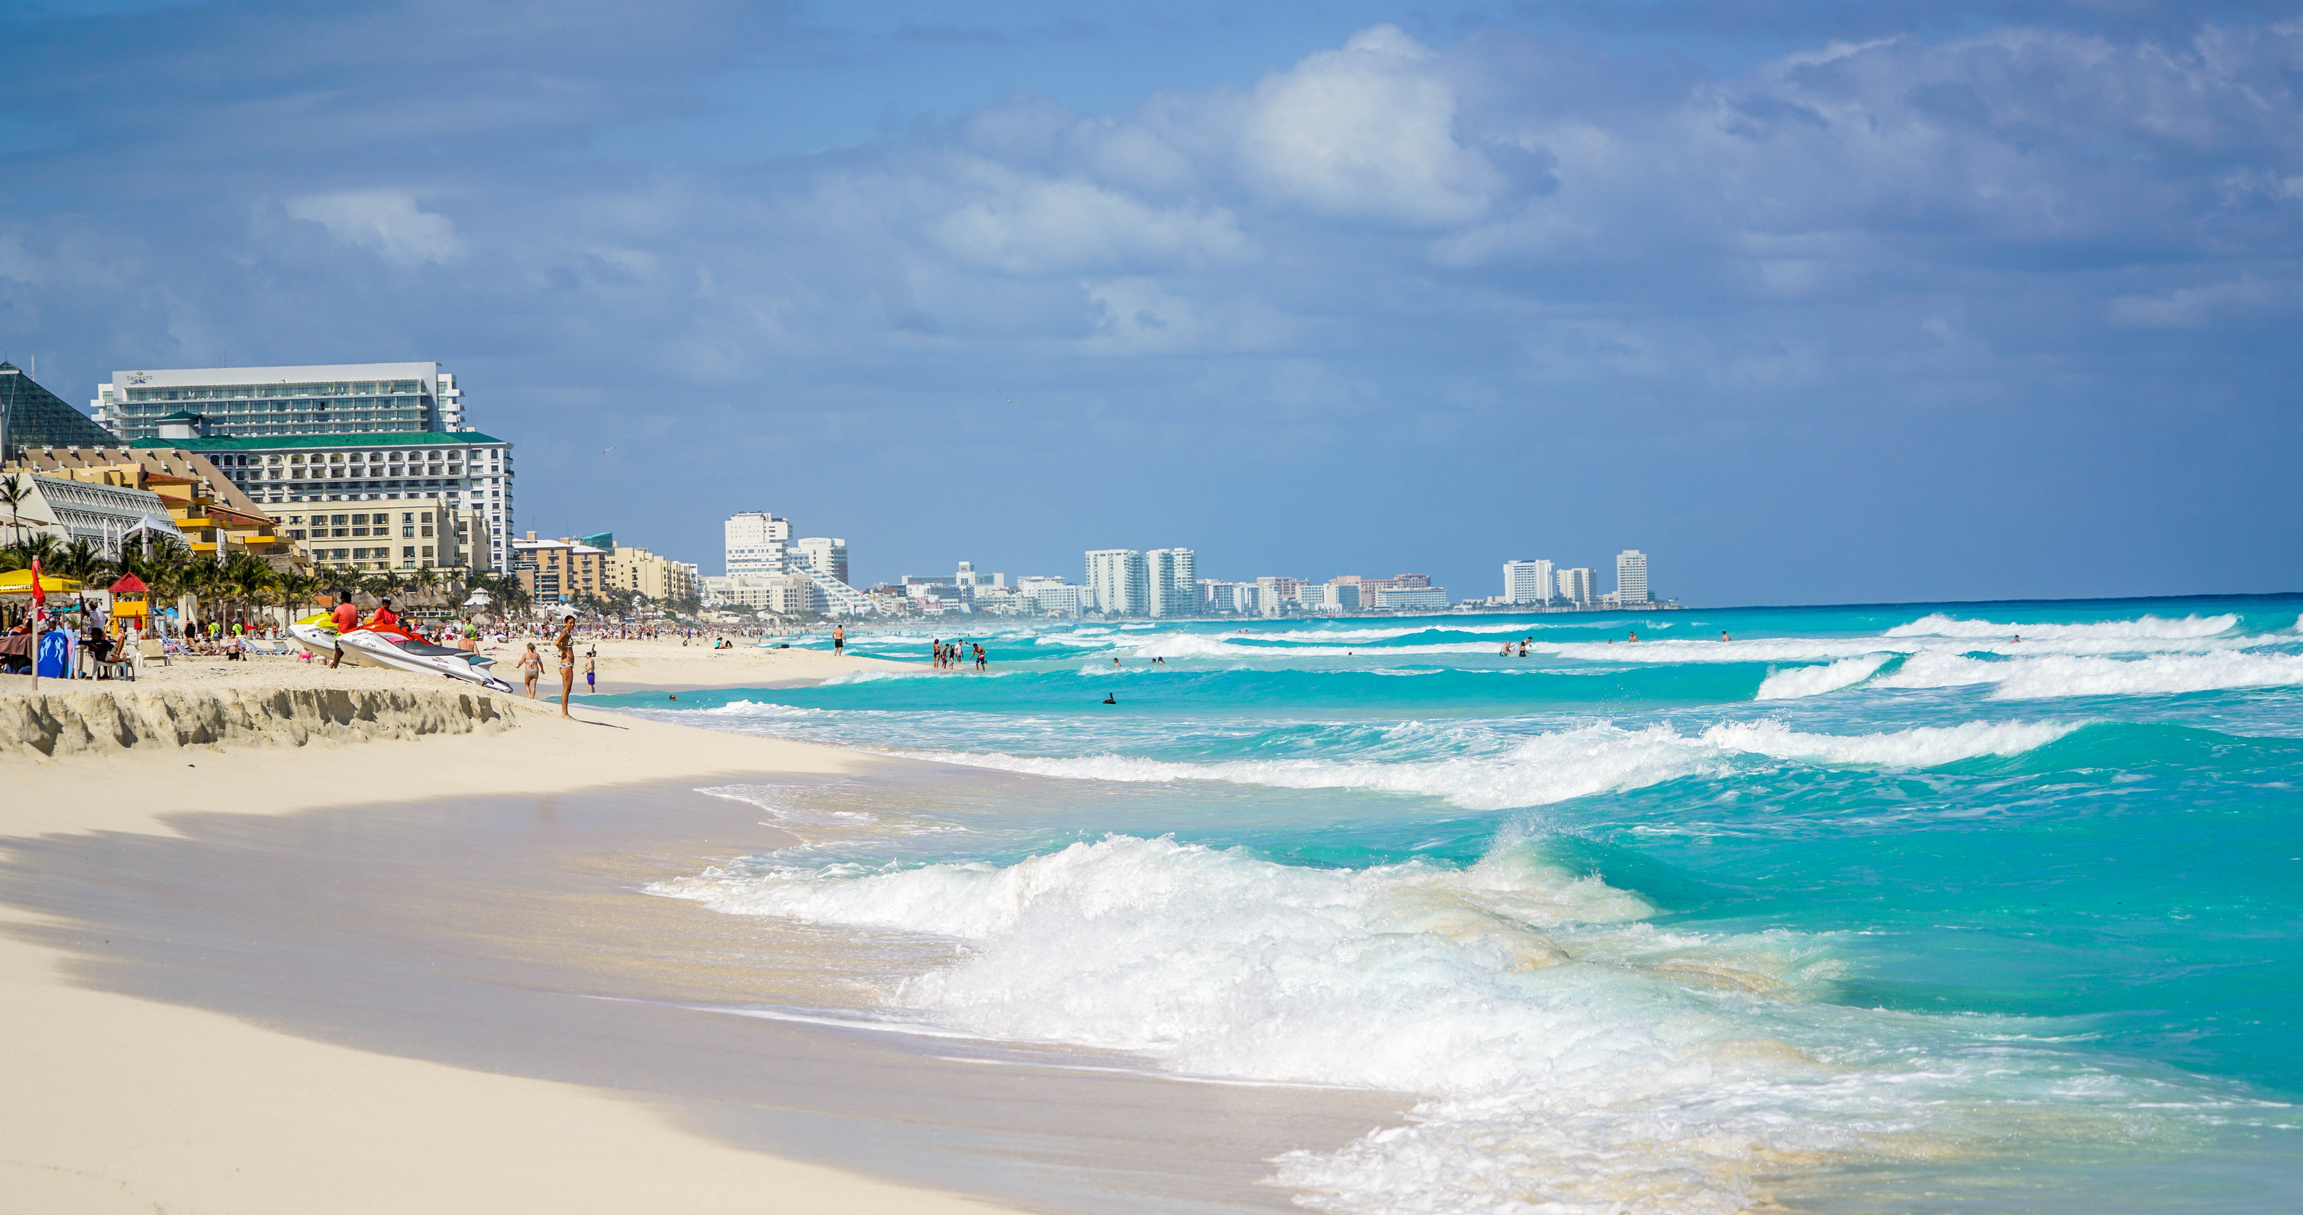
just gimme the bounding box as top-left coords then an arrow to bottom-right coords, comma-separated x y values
0,761 -> 1410,1214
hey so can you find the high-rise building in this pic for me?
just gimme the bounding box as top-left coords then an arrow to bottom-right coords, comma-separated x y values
1,362 -> 116,455
725,512 -> 792,576
1615,550 -> 1650,605
1145,548 -> 1197,616
1557,567 -> 1596,607
795,537 -> 849,586
125,430 -> 514,571
1085,549 -> 1149,616
93,362 -> 468,442
1504,559 -> 1556,605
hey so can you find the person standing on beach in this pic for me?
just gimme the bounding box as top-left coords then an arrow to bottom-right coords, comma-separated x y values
584,649 -> 596,695
518,643 -> 543,698
833,624 -> 845,657
555,613 -> 577,718
327,591 -> 358,669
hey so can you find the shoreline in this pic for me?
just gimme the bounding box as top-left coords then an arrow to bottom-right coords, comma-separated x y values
0,650 -> 1034,1214
0,653 -> 1402,1214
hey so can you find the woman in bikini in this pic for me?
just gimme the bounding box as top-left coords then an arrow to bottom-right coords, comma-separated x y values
517,642 -> 543,698
555,614 -> 577,718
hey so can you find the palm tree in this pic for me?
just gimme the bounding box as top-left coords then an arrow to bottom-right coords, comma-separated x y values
13,533 -> 64,571
50,538 -> 115,587
0,473 -> 34,548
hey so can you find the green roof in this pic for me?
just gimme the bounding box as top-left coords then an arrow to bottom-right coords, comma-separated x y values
130,430 -> 505,450
0,361 -> 117,449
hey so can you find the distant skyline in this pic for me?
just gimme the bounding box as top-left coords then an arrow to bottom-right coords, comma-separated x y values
4,1 -> 2299,605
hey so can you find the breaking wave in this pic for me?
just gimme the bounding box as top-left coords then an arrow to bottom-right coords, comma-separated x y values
893,719 -> 2078,810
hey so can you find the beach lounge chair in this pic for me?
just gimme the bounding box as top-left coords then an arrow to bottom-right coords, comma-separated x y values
139,637 -> 170,667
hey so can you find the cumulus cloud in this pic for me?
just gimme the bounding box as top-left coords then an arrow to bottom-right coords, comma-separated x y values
284,190 -> 464,266
1235,26 -> 1505,226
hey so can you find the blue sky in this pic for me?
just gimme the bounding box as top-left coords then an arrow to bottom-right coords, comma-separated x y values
3,0 -> 2299,605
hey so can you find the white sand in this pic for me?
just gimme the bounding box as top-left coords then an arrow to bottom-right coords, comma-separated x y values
0,695 -> 1018,1214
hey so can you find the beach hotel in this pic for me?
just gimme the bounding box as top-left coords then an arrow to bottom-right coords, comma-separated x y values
87,361 -> 514,572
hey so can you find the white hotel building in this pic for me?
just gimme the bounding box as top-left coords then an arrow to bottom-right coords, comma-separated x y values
97,361 -> 513,571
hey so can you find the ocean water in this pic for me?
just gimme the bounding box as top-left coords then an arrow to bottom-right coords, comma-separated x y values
601,595 -> 2303,1213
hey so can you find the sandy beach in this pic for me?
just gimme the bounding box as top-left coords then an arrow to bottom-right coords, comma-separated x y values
1,647 -> 1399,1214
0,651 -> 1015,1215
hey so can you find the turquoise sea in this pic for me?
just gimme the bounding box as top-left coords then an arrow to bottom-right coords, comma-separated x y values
601,596 -> 2303,1213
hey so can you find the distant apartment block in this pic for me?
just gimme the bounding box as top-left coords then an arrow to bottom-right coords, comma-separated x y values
725,512 -> 794,576
1557,567 -> 1597,607
1374,585 -> 1450,610
1146,548 -> 1196,616
509,533 -> 610,604
1086,549 -> 1150,616
1018,576 -> 1090,616
1615,550 -> 1650,605
611,545 -> 700,604
93,362 -> 468,442
794,537 -> 849,586
1503,559 -> 1555,605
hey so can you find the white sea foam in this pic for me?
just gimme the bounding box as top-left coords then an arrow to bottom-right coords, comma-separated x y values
1877,649 -> 2303,699
1753,654 -> 1895,700
1884,611 -> 2238,640
894,719 -> 2076,810
659,831 -> 2191,1214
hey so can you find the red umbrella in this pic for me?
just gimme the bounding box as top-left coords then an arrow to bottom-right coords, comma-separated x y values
30,558 -> 44,687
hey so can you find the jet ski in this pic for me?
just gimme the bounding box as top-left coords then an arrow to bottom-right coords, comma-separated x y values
289,611 -> 516,694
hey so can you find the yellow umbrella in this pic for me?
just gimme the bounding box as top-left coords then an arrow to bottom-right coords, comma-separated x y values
0,569 -> 83,596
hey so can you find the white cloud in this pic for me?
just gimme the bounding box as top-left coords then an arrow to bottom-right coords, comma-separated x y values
284,190 -> 464,265
1236,25 -> 1503,226
2107,278 -> 2292,328
929,164 -> 1249,276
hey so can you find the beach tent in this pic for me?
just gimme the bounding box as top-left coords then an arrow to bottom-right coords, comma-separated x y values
0,569 -> 82,598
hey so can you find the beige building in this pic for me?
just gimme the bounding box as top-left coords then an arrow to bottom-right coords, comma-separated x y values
609,544 -> 699,604
275,497 -> 489,574
5,443 -> 298,566
508,533 -> 610,604
703,573 -> 814,616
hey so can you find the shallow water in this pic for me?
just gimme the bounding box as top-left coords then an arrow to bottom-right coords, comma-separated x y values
604,595 -> 2303,1213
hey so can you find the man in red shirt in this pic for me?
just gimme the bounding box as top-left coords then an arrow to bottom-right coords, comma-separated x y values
327,591 -> 360,669
365,597 -> 399,631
